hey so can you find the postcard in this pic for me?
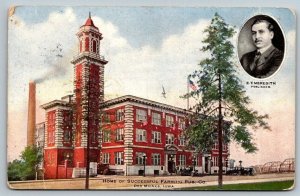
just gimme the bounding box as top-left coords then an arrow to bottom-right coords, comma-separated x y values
7,6 -> 295,190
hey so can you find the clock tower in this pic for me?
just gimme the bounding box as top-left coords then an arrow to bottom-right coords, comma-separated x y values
71,13 -> 108,167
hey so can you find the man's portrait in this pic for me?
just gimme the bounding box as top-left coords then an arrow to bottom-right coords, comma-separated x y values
238,15 -> 285,79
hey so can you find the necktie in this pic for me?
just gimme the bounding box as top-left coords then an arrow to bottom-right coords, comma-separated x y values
250,51 -> 261,72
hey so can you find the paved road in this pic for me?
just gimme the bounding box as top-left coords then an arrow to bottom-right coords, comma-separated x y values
8,173 -> 295,190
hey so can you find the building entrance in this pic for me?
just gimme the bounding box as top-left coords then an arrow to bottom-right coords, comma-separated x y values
164,144 -> 179,174
167,155 -> 175,173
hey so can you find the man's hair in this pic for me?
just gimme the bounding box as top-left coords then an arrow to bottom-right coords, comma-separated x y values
251,18 -> 274,32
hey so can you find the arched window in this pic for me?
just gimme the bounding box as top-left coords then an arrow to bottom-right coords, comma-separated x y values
85,37 -> 89,51
93,40 -> 97,53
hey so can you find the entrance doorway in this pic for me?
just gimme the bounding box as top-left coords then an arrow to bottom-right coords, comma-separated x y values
168,160 -> 175,173
167,154 -> 176,173
164,145 -> 178,174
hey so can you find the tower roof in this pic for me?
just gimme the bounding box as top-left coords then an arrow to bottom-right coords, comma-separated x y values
83,12 -> 98,29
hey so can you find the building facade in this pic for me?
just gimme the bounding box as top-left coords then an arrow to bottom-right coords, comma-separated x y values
41,15 -> 229,179
99,95 -> 229,176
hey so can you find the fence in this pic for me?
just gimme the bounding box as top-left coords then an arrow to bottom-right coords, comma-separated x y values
253,158 -> 295,174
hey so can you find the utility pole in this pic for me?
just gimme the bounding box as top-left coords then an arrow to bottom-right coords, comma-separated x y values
218,71 -> 223,189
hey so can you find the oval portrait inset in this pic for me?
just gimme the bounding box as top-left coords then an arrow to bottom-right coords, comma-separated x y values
238,15 -> 285,79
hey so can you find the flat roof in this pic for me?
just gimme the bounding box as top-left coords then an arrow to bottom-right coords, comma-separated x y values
41,94 -> 191,115
41,100 -> 71,110
102,95 -> 190,115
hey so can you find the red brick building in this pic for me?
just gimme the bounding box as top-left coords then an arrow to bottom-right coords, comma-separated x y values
41,14 -> 229,179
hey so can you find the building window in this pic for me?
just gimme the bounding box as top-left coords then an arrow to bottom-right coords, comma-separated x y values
152,154 -> 161,165
179,118 -> 185,130
215,143 -> 226,151
213,141 -> 218,150
222,157 -> 226,166
179,155 -> 186,166
136,109 -> 147,122
213,156 -> 218,167
179,135 -> 185,146
166,133 -> 174,145
114,152 -> 123,165
47,112 -> 55,145
152,112 -> 161,125
85,37 -> 89,51
151,131 -> 161,144
103,153 -> 110,164
116,109 -> 124,122
63,130 -> 71,142
103,112 -> 110,123
136,129 -> 146,142
91,131 -> 97,143
166,115 -> 174,127
63,113 -> 71,122
103,130 -> 110,142
116,128 -> 124,141
92,40 -> 97,53
136,152 -> 145,165
223,144 -> 227,151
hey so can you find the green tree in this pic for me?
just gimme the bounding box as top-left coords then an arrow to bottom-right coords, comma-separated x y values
7,160 -> 23,181
7,146 -> 42,181
184,13 -> 270,188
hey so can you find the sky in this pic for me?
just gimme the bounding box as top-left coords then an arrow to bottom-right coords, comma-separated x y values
7,6 -> 295,166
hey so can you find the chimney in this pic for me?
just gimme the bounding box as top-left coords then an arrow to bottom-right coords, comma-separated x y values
27,81 -> 36,146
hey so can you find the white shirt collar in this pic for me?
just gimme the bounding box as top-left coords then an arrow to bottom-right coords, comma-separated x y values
258,44 -> 273,54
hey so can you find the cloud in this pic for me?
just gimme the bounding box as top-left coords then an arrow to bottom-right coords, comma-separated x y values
8,8 -> 77,104
98,18 -> 211,106
8,8 -> 78,161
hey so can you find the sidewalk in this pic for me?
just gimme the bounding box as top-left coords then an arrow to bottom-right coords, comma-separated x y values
8,173 -> 295,190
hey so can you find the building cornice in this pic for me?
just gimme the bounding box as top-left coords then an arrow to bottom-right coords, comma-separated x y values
41,100 -> 72,110
101,95 -> 191,115
71,52 -> 108,65
78,25 -> 100,34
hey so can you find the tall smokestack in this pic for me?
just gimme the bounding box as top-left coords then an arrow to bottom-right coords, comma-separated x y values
27,81 -> 36,146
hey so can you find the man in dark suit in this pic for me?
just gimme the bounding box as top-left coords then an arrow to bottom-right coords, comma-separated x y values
240,19 -> 283,79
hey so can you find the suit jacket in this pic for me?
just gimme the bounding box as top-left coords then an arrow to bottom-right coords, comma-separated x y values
240,45 -> 283,79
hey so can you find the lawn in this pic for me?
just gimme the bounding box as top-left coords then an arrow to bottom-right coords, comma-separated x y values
182,180 -> 294,191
